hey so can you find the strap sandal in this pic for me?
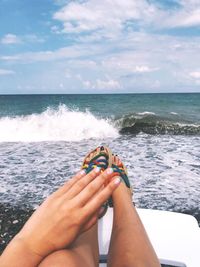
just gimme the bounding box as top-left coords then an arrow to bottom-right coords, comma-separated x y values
108,154 -> 133,207
81,146 -> 112,174
81,146 -> 113,217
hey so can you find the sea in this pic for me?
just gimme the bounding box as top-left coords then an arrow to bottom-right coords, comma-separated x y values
0,93 -> 200,224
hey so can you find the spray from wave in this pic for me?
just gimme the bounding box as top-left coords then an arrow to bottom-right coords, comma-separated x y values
0,105 -> 119,142
1,106 -> 199,142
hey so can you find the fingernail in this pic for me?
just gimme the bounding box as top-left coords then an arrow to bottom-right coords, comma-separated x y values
114,177 -> 121,185
98,206 -> 105,214
106,168 -> 113,174
94,166 -> 101,173
79,169 -> 86,175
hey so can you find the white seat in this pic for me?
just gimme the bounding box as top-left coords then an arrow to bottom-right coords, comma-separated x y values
98,208 -> 200,267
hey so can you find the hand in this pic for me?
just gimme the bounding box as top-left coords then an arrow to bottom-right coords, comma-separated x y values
13,167 -> 121,258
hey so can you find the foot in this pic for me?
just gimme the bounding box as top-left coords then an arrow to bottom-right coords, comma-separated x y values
82,146 -> 112,217
109,154 -> 133,207
82,146 -> 111,173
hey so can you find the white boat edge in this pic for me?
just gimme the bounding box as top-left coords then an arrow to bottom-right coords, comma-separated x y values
98,207 -> 200,267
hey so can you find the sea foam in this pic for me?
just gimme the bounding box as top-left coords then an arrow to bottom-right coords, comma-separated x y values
0,105 -> 119,142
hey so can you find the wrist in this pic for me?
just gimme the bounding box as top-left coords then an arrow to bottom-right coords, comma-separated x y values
14,234 -> 44,259
0,235 -> 44,267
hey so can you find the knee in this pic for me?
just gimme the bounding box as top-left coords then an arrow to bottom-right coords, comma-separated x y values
39,250 -> 77,267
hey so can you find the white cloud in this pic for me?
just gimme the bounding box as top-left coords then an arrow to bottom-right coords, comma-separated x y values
1,34 -> 21,44
2,29 -> 200,92
155,0 -> 200,29
1,55 -> 20,61
101,49 -> 160,75
81,76 -> 122,90
24,34 -> 45,43
53,0 -> 157,35
65,70 -> 71,78
195,79 -> 200,85
82,80 -> 91,88
178,9 -> 200,27
1,33 -> 45,45
95,78 -> 121,90
0,69 -> 15,75
2,1 -> 200,93
133,66 -> 159,73
51,25 -> 61,34
0,45 -> 101,63
162,8 -> 200,28
53,0 -> 200,36
189,71 -> 200,79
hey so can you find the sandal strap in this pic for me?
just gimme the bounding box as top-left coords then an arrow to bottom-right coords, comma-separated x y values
83,151 -> 109,174
108,163 -> 133,208
112,164 -> 130,188
95,159 -> 108,164
85,152 -> 108,162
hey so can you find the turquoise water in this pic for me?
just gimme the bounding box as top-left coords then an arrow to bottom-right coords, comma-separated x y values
0,93 -> 199,223
0,93 -> 200,122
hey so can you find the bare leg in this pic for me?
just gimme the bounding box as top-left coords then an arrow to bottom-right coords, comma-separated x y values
108,160 -> 160,267
38,147 -> 112,267
39,223 -> 99,267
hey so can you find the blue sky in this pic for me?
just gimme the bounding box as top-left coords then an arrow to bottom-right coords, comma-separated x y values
0,0 -> 200,94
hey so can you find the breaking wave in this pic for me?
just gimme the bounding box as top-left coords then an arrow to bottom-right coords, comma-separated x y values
0,106 -> 199,142
115,113 -> 200,135
0,105 -> 119,142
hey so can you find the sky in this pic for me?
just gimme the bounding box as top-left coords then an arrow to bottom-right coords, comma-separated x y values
0,0 -> 200,94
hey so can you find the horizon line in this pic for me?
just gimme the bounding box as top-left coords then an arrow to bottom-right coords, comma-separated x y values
0,92 -> 200,96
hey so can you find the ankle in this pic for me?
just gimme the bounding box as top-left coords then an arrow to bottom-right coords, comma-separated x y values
111,183 -> 133,212
112,182 -> 132,200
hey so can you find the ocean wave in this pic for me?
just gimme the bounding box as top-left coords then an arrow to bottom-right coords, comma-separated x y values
0,105 -> 119,142
1,107 -> 199,142
115,113 -> 200,135
137,111 -> 155,116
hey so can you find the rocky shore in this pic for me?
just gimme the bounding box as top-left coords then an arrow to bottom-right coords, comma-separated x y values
0,202 -> 199,265
0,203 -> 34,254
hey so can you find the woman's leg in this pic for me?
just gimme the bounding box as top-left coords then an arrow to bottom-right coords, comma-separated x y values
39,146 -> 112,267
107,165 -> 160,267
39,223 -> 99,267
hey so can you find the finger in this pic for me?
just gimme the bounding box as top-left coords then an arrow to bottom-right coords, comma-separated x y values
81,214 -> 98,233
74,168 -> 116,206
81,207 -> 100,232
53,169 -> 86,198
65,167 -> 101,199
83,177 -> 121,217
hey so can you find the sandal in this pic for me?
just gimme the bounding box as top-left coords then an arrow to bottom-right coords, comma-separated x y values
81,146 -> 112,173
108,154 -> 133,207
81,146 -> 113,218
